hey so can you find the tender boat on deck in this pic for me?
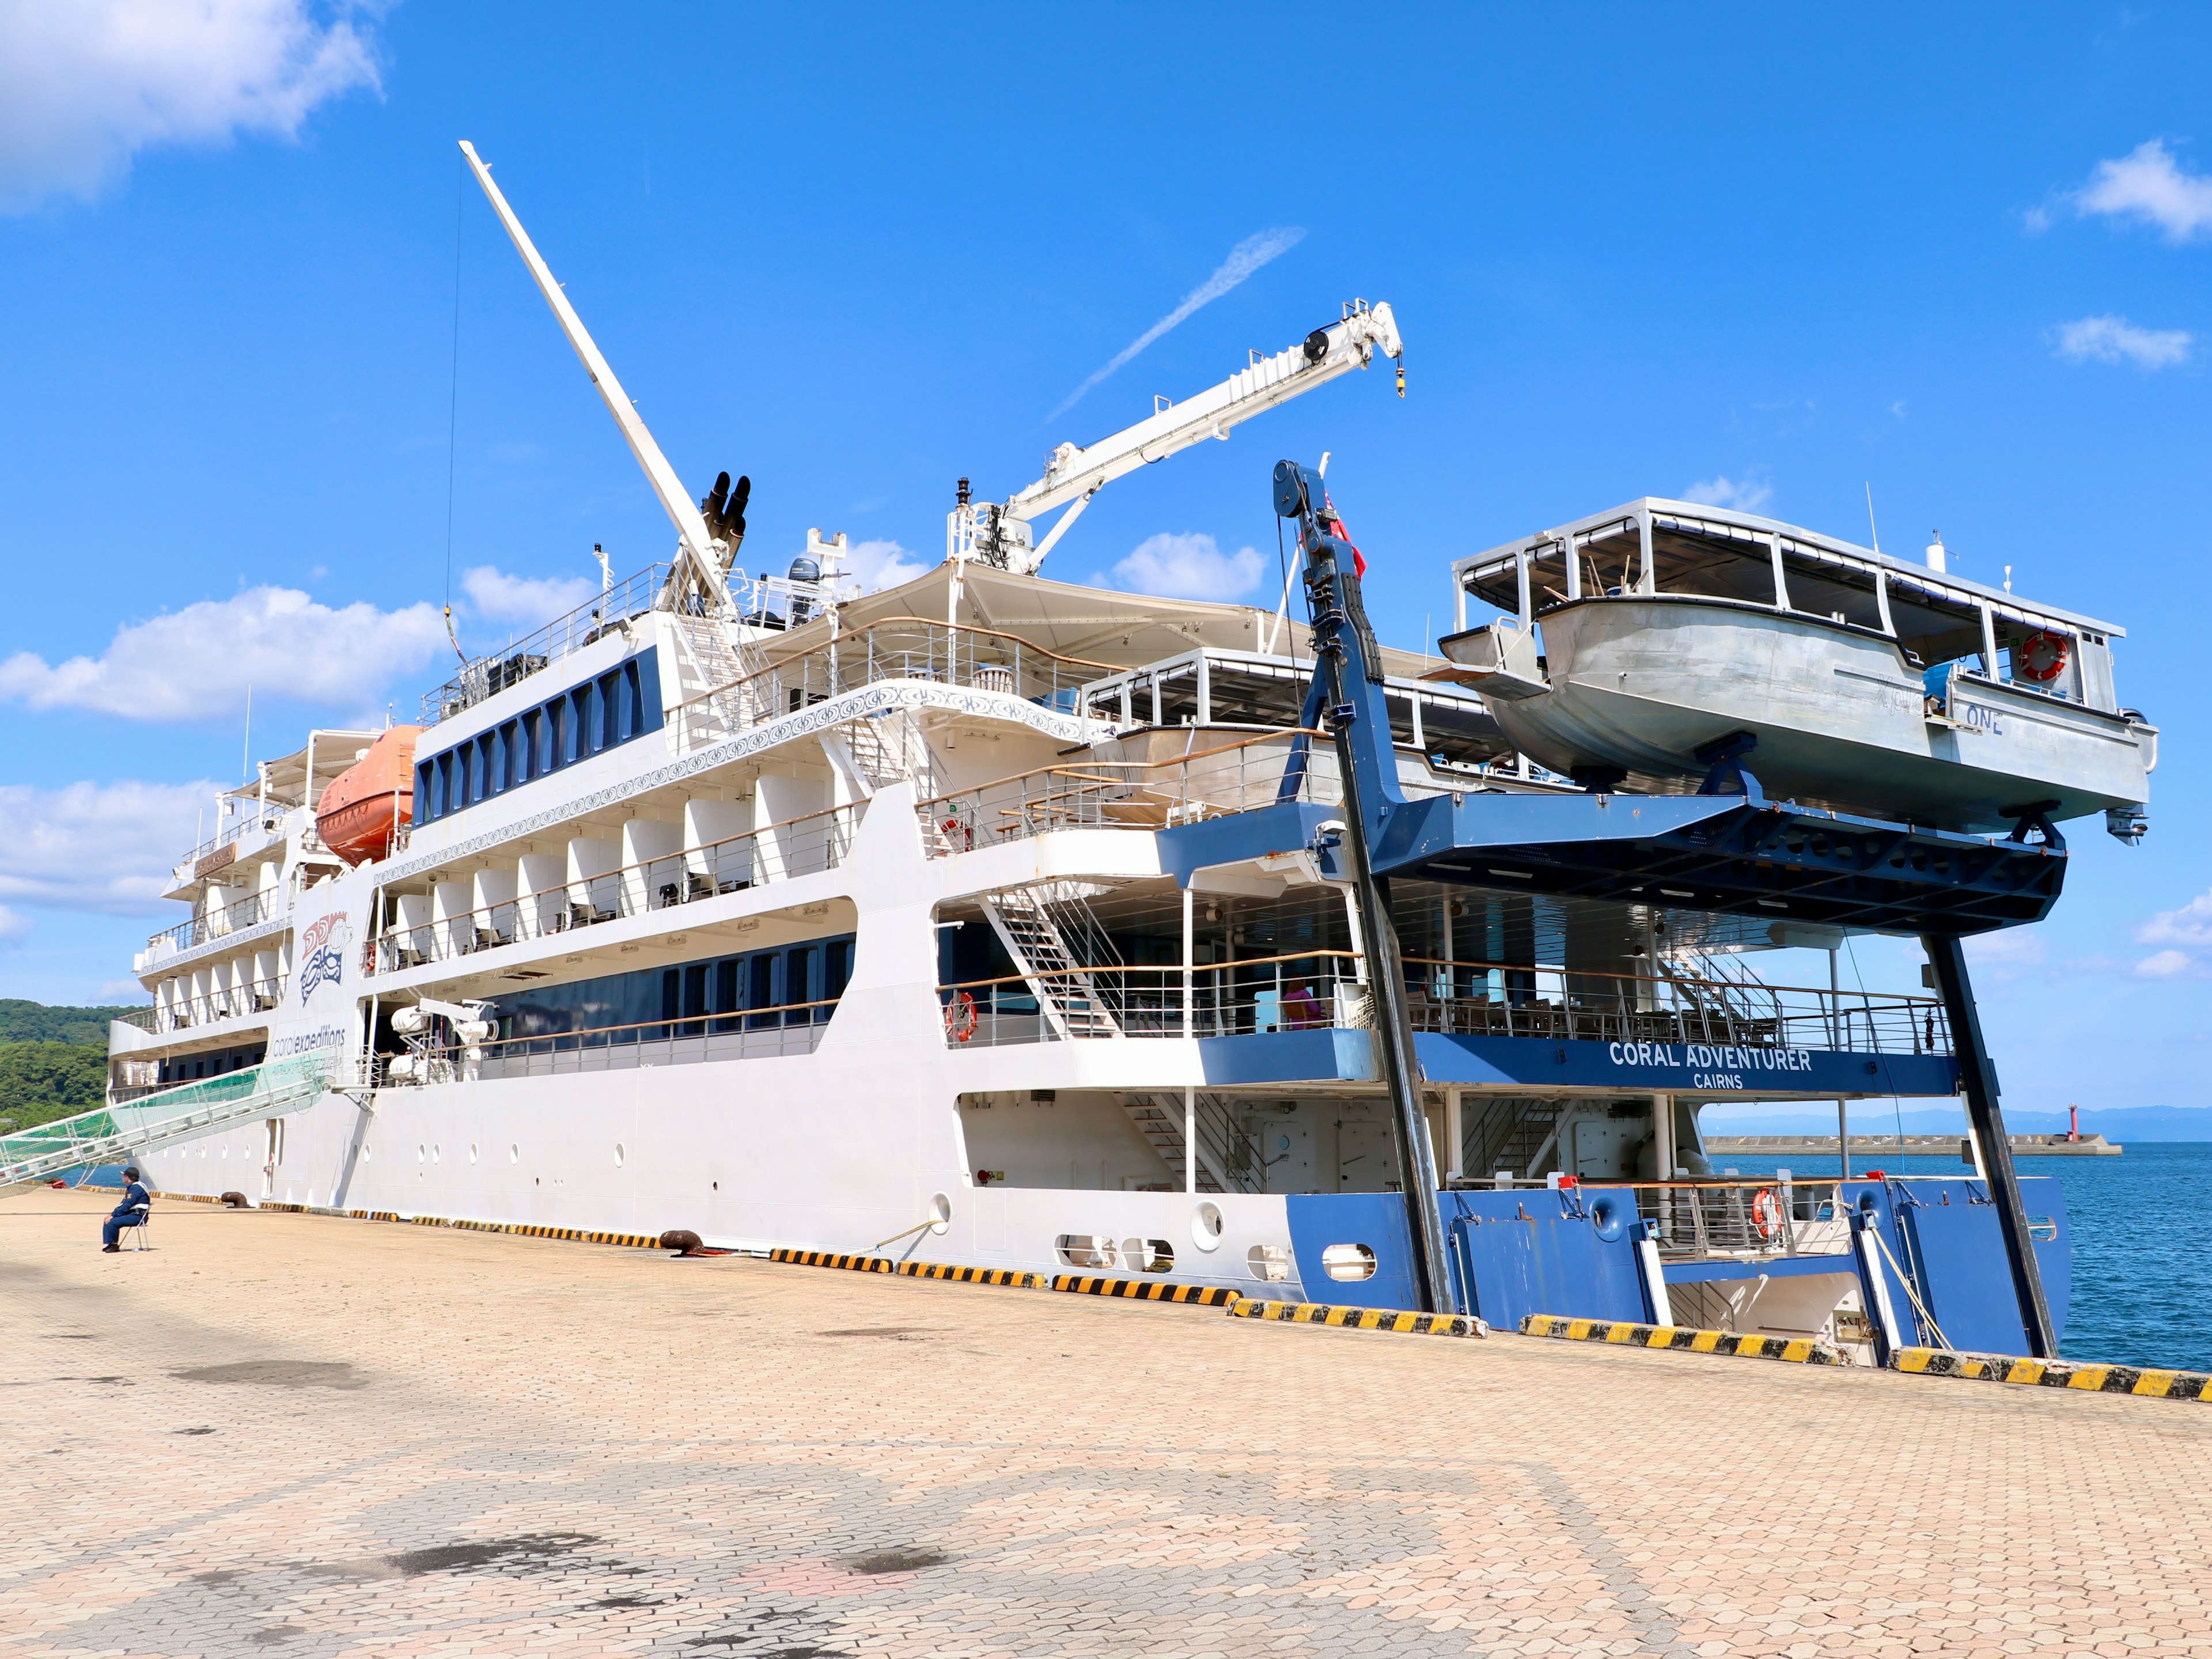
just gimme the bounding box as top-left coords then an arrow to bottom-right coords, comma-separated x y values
1434,500 -> 2155,840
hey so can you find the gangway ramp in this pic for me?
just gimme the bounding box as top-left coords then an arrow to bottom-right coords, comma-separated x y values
0,1052 -> 335,1194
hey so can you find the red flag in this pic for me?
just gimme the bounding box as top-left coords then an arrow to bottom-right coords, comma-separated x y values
1321,491 -> 1367,578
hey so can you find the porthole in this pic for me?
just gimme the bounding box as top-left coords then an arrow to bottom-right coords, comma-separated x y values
510,1144 -> 519,1164
1191,1202 -> 1224,1252
469,1143 -> 479,1165
417,1145 -> 426,1164
1321,1243 -> 1377,1281
615,1143 -> 626,1169
927,1191 -> 952,1234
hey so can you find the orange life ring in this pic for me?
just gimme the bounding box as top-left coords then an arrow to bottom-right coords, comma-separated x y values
944,991 -> 978,1043
1751,1186 -> 1784,1241
2016,630 -> 2069,684
940,815 -> 973,852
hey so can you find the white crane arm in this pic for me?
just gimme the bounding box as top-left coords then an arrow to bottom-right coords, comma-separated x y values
997,301 -> 1402,573
458,142 -> 734,615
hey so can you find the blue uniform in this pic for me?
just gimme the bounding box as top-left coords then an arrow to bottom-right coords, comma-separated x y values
103,1181 -> 150,1247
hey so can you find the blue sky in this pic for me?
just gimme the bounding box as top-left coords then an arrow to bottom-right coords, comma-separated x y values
0,5 -> 2205,1121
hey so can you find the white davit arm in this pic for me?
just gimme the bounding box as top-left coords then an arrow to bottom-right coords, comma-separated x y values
988,300 -> 1403,574
458,141 -> 734,615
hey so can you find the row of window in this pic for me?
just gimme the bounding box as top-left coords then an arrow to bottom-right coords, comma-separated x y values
156,1043 -> 267,1084
415,653 -> 664,827
478,933 -> 855,1046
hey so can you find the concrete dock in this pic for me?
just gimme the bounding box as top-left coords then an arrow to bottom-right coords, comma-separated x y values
3,1187 -> 2207,1658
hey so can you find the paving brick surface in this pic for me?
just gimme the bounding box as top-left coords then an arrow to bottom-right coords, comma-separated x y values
3,1188 -> 2207,1658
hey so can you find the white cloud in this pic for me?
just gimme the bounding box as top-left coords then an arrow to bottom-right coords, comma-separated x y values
0,585 -> 447,722
1108,532 -> 1266,601
460,565 -> 599,628
2071,139 -> 2212,242
0,0 -> 381,213
0,779 -> 218,915
99,977 -> 153,1001
2051,314 -> 2192,369
1051,226 -> 1306,420
840,539 -> 932,594
0,903 -> 31,945
1681,475 -> 1773,513
2118,894 -> 2212,978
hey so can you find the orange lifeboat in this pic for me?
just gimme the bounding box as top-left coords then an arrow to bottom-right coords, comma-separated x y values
315,726 -> 423,866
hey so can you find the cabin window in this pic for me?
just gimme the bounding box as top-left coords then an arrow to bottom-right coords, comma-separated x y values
600,671 -> 622,750
785,946 -> 817,1025
747,953 -> 778,1028
682,963 -> 710,1021
573,683 -> 597,756
500,721 -> 522,789
824,939 -> 852,1009
518,713 -> 539,783
713,959 -> 743,1032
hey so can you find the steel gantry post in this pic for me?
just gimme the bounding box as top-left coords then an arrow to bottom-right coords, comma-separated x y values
1921,932 -> 2057,1358
1274,460 -> 1454,1316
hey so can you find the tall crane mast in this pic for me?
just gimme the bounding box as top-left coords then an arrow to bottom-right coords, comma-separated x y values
459,141 -> 738,620
950,300 -> 1404,575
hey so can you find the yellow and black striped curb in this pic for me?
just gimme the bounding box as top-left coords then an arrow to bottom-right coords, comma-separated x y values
1229,1297 -> 1485,1337
1053,1275 -> 1238,1305
1897,1347 -> 2211,1400
253,1202 -> 664,1249
1521,1314 -> 1840,1365
771,1248 -> 1046,1289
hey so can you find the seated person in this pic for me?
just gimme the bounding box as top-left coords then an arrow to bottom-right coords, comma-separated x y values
1282,983 -> 1328,1029
101,1166 -> 151,1252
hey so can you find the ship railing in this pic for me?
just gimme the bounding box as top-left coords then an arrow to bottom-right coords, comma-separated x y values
667,620 -> 1117,755
142,888 -> 286,961
381,995 -> 839,1085
116,1007 -> 158,1032
173,803 -> 306,880
937,951 -> 1948,1055
1575,1177 -> 1859,1263
421,563 -> 670,725
142,976 -> 289,1035
918,729 -> 1341,857
369,802 -> 863,976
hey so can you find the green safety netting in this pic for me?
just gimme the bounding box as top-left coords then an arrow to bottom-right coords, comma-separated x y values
0,1051 -> 335,1191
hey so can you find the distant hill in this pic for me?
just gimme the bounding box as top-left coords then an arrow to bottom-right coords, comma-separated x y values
0,1041 -> 109,1134
1699,1103 -> 2212,1143
0,1001 -> 141,1136
0,999 -> 145,1046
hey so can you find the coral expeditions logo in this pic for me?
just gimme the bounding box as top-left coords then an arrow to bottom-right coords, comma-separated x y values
297,912 -> 354,1003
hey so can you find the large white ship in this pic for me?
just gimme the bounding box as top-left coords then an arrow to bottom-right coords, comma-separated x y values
16,145 -> 2124,1365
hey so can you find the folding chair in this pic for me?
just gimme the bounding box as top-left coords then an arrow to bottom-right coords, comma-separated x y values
115,1209 -> 150,1251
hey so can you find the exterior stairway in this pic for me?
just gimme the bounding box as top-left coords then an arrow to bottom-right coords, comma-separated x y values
1463,1096 -> 1569,1181
0,1053 -> 334,1194
665,612 -> 768,750
980,885 -> 1122,1040
1119,1091 -> 1258,1194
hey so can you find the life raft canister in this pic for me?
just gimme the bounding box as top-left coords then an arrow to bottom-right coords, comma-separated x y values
1751,1186 -> 1785,1241
2015,630 -> 2070,683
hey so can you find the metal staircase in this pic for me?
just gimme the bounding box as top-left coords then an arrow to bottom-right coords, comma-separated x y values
1462,1096 -> 1569,1181
1119,1091 -> 1257,1194
666,612 -> 768,751
980,884 -> 1123,1040
1,1053 -> 334,1195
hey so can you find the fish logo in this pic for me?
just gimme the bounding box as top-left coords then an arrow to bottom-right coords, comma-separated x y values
297,913 -> 354,1002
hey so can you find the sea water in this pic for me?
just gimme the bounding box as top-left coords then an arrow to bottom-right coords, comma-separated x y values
1707,1143 -> 2212,1373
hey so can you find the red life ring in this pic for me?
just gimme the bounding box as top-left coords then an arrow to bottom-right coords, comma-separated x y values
1751,1187 -> 1784,1241
2016,631 -> 2069,684
940,815 -> 974,852
944,991 -> 978,1043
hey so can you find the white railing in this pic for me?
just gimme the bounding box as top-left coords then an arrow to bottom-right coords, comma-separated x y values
918,729 -> 1340,857
937,950 -> 1950,1056
143,976 -> 288,1033
372,803 -> 863,974
668,620 -> 1113,755
143,888 -> 287,960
